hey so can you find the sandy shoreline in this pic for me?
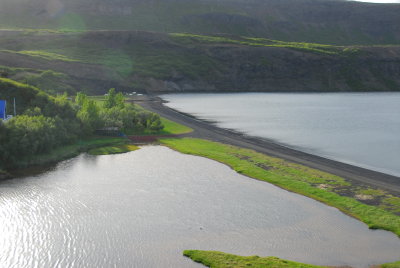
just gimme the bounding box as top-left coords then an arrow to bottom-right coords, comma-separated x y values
131,96 -> 400,195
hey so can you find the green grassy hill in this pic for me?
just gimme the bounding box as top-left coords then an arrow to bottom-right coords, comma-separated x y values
0,78 -> 73,116
0,0 -> 400,45
0,30 -> 399,94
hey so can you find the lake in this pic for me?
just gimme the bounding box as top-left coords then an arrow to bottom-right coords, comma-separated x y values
162,92 -> 400,177
0,147 -> 399,268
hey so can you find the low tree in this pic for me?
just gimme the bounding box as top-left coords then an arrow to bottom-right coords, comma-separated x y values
148,114 -> 163,131
77,100 -> 101,135
103,88 -> 125,109
75,92 -> 88,107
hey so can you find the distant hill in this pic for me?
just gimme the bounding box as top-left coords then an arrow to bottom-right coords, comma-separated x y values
1,30 -> 399,94
0,0 -> 400,45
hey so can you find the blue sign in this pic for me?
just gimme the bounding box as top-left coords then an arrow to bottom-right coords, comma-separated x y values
0,100 -> 6,120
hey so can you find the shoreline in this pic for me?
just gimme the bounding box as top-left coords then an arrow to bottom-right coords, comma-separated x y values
2,136 -> 129,180
134,95 -> 400,195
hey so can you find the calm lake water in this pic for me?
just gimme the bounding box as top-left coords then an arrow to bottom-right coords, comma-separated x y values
0,147 -> 399,268
163,93 -> 400,177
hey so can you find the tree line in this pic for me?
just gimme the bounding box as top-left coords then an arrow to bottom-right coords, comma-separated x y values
76,88 -> 163,135
0,81 -> 163,170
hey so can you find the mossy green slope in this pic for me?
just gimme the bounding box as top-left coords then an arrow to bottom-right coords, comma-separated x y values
0,78 -> 49,113
1,31 -> 399,94
0,66 -> 74,95
160,138 -> 400,237
0,77 -> 75,114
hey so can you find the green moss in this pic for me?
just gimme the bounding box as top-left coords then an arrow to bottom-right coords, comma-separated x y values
88,144 -> 138,155
160,138 -> 400,236
183,250 -> 326,268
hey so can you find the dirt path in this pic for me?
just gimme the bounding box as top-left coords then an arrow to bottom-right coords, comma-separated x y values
132,96 -> 400,195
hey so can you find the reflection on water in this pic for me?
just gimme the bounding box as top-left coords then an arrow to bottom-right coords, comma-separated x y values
0,147 -> 399,268
163,92 -> 400,177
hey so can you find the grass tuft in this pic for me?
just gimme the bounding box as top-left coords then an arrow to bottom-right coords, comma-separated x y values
88,144 -> 139,155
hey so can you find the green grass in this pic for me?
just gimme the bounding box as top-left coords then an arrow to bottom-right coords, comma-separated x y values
160,117 -> 193,134
357,188 -> 386,196
0,65 -> 42,76
126,117 -> 193,135
88,144 -> 138,155
382,261 -> 400,268
1,30 -> 398,94
183,250 -> 400,268
3,46 -> 133,78
87,95 -> 107,105
2,50 -> 81,62
170,33 -> 360,55
381,197 -> 400,214
183,250 -> 325,268
160,138 -> 400,236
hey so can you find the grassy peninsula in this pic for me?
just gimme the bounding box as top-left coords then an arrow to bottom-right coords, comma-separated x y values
183,250 -> 400,268
183,250 -> 325,268
160,138 -> 400,237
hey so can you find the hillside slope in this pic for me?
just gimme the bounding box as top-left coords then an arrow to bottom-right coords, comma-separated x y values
0,30 -> 399,93
0,0 -> 400,45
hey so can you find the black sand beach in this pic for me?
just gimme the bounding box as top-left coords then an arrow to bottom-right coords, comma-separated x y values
130,96 -> 400,195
